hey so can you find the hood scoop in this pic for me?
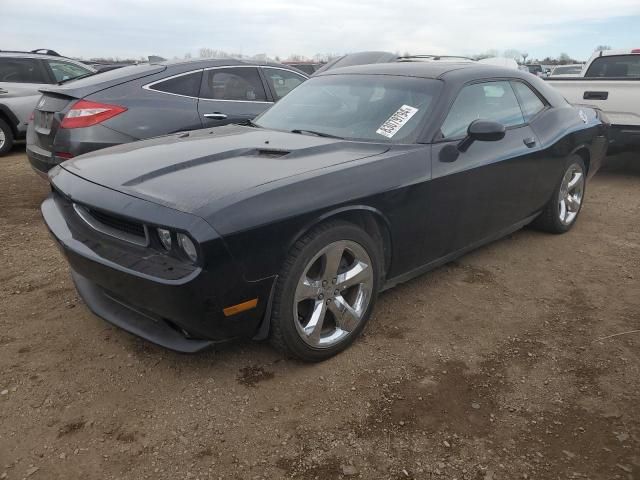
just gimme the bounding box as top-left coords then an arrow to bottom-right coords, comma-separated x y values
254,149 -> 290,158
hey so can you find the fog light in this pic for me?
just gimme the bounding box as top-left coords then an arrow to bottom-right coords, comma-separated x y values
157,228 -> 172,250
177,233 -> 198,262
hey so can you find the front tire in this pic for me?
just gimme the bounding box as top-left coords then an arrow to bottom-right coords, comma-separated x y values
0,119 -> 14,157
532,155 -> 586,234
270,221 -> 382,362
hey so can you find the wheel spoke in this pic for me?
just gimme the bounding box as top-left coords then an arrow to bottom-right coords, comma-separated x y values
329,295 -> 361,332
336,260 -> 371,290
566,194 -> 580,211
559,199 -> 567,221
567,172 -> 583,191
322,244 -> 344,280
295,278 -> 322,302
303,300 -> 327,344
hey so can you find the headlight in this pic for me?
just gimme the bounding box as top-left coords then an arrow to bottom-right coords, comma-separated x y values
177,233 -> 198,262
157,228 -> 172,250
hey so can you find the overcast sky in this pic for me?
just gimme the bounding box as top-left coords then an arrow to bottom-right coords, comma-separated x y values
2,0 -> 639,61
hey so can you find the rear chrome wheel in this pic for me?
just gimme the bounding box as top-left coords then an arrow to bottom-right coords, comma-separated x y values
270,221 -> 381,362
532,155 -> 587,234
558,163 -> 585,226
293,240 -> 373,348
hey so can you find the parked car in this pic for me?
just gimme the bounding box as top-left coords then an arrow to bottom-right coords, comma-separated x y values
0,50 -> 95,156
316,52 -> 519,75
282,61 -> 324,75
546,48 -> 640,153
549,64 -> 584,77
26,59 -> 308,175
41,62 -> 608,361
523,64 -> 550,78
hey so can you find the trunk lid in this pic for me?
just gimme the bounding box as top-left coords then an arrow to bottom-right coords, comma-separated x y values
31,64 -> 166,154
60,125 -> 389,214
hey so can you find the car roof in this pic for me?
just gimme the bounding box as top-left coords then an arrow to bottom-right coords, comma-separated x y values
0,51 -> 72,61
314,61 -> 530,81
156,57 -> 306,71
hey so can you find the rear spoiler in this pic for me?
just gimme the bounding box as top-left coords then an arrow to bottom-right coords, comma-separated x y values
38,64 -> 166,99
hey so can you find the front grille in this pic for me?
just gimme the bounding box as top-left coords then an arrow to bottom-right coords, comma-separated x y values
87,208 -> 146,238
73,203 -> 148,246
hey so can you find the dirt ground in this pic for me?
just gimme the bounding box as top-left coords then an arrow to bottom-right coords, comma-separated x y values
0,146 -> 639,480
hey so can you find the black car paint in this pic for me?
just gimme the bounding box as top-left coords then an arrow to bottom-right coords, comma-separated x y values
41,63 -> 608,352
26,60 -> 308,175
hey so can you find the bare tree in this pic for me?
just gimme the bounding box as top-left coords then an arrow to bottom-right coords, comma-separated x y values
520,52 -> 529,64
503,48 -> 521,62
594,45 -> 612,52
199,47 -> 215,58
558,52 -> 572,65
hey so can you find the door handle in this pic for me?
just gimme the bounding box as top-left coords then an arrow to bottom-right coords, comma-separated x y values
583,91 -> 608,100
523,137 -> 536,148
203,113 -> 227,120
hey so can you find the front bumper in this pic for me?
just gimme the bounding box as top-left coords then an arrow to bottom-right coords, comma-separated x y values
41,169 -> 274,352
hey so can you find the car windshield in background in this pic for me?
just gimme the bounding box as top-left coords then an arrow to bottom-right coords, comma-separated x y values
254,74 -> 442,143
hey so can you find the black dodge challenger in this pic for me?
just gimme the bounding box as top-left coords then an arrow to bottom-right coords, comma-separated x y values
41,62 -> 609,361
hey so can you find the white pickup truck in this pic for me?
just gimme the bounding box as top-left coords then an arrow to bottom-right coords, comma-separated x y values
546,48 -> 640,153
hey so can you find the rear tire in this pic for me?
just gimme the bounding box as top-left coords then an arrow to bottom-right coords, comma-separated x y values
270,220 -> 382,362
0,119 -> 14,157
532,155 -> 586,234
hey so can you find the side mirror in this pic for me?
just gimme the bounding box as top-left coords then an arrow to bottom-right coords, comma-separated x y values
457,119 -> 506,152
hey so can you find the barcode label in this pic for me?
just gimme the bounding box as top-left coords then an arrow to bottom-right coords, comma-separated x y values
376,105 -> 419,138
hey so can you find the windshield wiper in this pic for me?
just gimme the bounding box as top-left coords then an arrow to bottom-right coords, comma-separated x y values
290,129 -> 343,139
57,72 -> 97,85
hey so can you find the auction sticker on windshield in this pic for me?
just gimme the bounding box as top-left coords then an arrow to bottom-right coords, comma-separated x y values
376,105 -> 419,138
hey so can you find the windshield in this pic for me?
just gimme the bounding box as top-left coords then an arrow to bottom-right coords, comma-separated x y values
254,74 -> 442,143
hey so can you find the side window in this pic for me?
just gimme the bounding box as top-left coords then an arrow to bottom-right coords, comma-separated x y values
47,61 -> 92,82
440,81 -> 525,139
0,58 -> 48,83
148,71 -> 203,97
200,67 -> 267,101
512,82 -> 546,121
263,68 -> 306,100
585,55 -> 640,78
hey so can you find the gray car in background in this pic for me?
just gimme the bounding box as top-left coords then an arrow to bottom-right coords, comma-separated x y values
26,58 -> 308,175
0,50 -> 95,155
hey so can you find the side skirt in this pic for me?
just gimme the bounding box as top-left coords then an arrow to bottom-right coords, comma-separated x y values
381,213 -> 540,292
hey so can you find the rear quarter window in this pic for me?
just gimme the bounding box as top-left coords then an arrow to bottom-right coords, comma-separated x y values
148,70 -> 203,97
47,61 -> 92,82
585,55 -> 640,78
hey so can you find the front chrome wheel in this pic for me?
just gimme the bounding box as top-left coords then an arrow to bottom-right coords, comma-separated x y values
0,129 -> 5,149
558,163 -> 585,226
293,240 -> 373,348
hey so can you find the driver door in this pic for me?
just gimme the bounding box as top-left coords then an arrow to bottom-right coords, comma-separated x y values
425,80 -> 541,260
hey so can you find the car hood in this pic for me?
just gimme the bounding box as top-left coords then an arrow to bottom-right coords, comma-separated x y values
60,125 -> 389,214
